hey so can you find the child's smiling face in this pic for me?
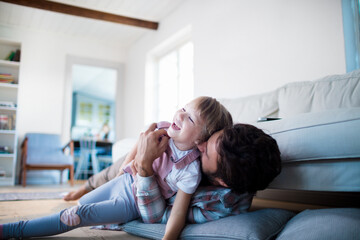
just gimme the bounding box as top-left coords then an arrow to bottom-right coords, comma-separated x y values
167,100 -> 204,151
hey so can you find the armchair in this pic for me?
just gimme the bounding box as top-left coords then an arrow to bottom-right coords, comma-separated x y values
19,133 -> 74,187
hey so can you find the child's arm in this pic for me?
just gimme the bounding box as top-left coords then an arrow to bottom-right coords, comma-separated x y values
163,189 -> 192,240
116,142 -> 138,176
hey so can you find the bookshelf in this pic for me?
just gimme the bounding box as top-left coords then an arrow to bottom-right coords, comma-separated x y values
0,38 -> 21,186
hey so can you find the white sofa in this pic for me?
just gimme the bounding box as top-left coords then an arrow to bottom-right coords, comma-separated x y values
220,69 -> 360,196
112,70 -> 360,239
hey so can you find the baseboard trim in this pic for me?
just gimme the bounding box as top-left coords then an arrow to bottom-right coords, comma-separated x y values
256,189 -> 360,207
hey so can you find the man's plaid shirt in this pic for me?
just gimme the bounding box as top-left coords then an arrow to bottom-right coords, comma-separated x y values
136,175 -> 254,224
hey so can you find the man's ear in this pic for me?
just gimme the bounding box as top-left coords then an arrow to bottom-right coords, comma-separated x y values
215,177 -> 229,187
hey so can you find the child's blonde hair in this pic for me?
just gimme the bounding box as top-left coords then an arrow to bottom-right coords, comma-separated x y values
192,96 -> 233,143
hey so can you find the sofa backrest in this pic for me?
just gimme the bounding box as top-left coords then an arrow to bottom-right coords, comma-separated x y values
278,69 -> 360,117
219,90 -> 279,124
219,69 -> 360,123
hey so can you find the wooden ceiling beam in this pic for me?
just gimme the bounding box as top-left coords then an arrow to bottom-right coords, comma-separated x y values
0,0 -> 159,30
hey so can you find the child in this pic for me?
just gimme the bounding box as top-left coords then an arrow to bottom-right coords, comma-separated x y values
0,96 -> 233,240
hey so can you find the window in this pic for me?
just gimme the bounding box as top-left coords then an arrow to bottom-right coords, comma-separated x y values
342,0 -> 360,72
145,40 -> 194,124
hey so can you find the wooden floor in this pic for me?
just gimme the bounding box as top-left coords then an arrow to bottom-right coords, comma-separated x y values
0,182 -> 144,239
0,183 -> 328,239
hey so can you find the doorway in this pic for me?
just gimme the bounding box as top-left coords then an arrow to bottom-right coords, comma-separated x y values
63,56 -> 123,178
71,64 -> 116,141
71,64 -> 117,178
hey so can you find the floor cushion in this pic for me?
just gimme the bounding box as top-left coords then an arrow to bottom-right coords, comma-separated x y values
276,208 -> 360,240
122,208 -> 295,240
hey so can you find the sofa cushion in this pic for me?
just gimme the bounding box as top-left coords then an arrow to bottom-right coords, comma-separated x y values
256,108 -> 360,162
276,208 -> 360,240
219,90 -> 279,124
122,208 -> 295,240
255,108 -> 360,191
278,69 -> 360,117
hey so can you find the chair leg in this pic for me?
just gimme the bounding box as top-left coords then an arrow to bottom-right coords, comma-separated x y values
74,156 -> 80,180
91,150 -> 100,174
60,170 -> 63,184
69,165 -> 74,186
19,168 -> 22,186
22,169 -> 27,187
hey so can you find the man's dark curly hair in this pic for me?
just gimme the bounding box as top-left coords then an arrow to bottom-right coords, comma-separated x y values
211,123 -> 281,194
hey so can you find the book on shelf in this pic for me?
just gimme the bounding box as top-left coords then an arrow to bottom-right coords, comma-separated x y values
0,73 -> 15,84
4,49 -> 21,62
0,113 -> 16,130
0,168 -> 6,178
5,51 -> 15,61
0,101 -> 17,108
13,49 -> 21,62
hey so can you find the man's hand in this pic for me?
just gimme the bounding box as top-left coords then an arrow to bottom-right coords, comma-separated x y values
132,123 -> 169,177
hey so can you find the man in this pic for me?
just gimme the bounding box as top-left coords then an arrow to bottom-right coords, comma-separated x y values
64,123 -> 281,223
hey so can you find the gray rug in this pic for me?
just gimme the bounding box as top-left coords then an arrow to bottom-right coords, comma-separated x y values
0,192 -> 68,201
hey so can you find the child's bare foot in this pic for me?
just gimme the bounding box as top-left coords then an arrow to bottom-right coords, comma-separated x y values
63,186 -> 89,201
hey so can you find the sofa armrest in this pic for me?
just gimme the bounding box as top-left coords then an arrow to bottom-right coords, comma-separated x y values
112,138 -> 137,163
62,141 -> 74,156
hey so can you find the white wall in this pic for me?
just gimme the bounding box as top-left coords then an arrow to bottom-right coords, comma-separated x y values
0,24 -> 126,183
124,0 -> 346,137
0,25 -> 126,141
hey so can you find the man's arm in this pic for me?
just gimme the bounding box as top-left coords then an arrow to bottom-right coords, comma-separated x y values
132,123 -> 169,176
136,174 -> 166,223
132,123 -> 170,224
162,187 -> 254,224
